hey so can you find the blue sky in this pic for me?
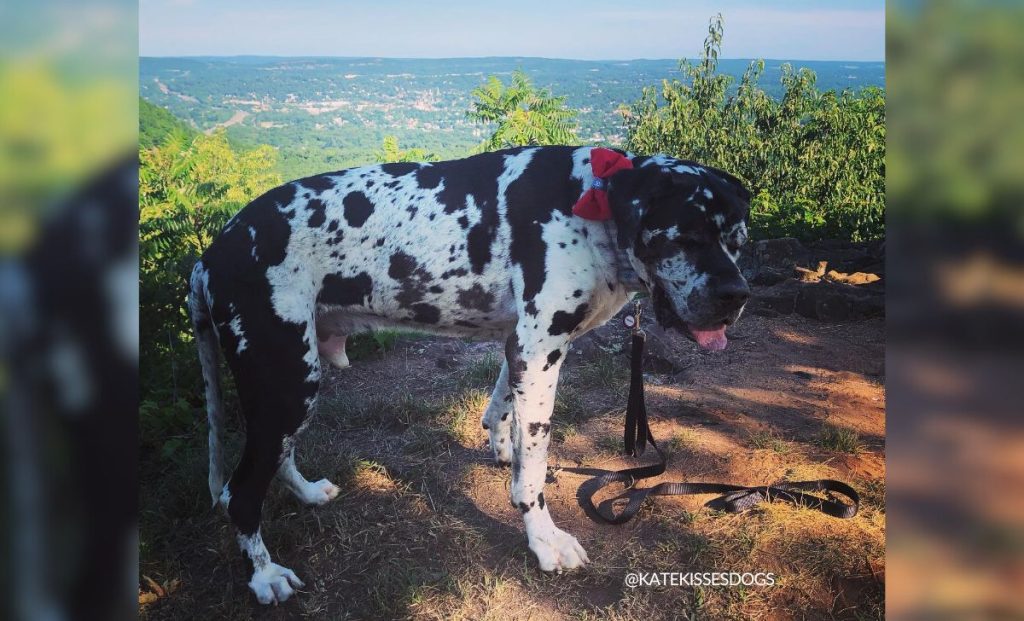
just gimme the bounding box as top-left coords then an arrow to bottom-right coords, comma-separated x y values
139,0 -> 885,61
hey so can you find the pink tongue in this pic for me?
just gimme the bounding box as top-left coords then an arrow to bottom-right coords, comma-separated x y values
688,325 -> 728,351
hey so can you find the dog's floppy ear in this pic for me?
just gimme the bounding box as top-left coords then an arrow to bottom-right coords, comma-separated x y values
607,167 -> 657,249
702,165 -> 752,203
608,167 -> 698,249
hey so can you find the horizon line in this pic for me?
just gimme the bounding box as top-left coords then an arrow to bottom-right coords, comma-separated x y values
139,53 -> 886,64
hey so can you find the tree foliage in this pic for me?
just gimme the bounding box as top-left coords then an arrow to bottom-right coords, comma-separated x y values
467,70 -> 579,151
374,135 -> 437,163
139,131 -> 280,433
139,98 -> 197,149
623,15 -> 885,241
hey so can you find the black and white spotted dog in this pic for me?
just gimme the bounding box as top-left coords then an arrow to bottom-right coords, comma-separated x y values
189,146 -> 751,604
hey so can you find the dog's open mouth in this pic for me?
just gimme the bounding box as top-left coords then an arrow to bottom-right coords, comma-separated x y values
651,285 -> 730,352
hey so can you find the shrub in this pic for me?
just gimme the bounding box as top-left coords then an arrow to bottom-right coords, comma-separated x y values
622,15 -> 885,242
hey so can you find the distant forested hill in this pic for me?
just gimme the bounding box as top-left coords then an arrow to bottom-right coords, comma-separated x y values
139,56 -> 884,179
139,97 -> 197,148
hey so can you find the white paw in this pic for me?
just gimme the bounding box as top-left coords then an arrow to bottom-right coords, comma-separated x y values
248,562 -> 304,605
528,526 -> 590,573
297,478 -> 341,506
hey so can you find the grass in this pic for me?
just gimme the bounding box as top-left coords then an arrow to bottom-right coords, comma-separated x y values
665,429 -> 698,457
553,387 -> 586,420
595,434 -> 622,455
748,429 -> 793,454
346,328 -> 404,361
552,423 -> 578,443
442,388 -> 490,445
817,422 -> 863,454
462,351 -> 502,388
576,356 -> 628,387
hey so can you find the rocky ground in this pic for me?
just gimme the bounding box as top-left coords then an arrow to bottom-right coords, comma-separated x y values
141,238 -> 885,620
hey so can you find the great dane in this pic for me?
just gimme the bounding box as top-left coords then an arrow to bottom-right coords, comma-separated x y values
188,146 -> 751,603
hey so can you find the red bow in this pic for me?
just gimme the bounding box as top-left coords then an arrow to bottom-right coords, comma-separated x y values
572,147 -> 634,221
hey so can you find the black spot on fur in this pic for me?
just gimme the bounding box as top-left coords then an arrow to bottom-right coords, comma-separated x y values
524,300 -> 538,317
297,174 -> 335,193
573,289 -> 583,298
381,162 -> 419,177
528,422 -> 551,436
548,303 -> 589,335
327,220 -> 338,232
429,285 -> 444,294
457,215 -> 469,229
318,272 -> 373,307
389,250 -> 435,308
456,284 -> 495,312
542,349 -> 562,371
501,411 -> 509,420
518,501 -> 534,513
306,198 -> 326,227
441,267 -> 467,280
343,191 -> 374,227
411,303 -> 440,324
388,251 -> 417,280
505,332 -> 527,388
375,237 -> 385,247
415,166 -> 443,189
537,492 -> 545,510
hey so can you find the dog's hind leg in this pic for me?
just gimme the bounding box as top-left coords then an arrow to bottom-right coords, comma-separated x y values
216,299 -> 323,605
481,360 -> 514,465
278,448 -> 341,506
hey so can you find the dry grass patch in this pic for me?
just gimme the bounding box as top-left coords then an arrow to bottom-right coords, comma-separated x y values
817,422 -> 863,454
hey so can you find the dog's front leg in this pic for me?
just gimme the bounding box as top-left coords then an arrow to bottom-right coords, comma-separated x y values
505,330 -> 589,572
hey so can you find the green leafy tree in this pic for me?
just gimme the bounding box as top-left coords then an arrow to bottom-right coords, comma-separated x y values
374,135 -> 437,163
139,130 -> 280,442
623,15 -> 885,241
467,69 -> 579,151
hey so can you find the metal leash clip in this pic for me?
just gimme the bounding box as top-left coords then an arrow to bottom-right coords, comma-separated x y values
623,300 -> 644,337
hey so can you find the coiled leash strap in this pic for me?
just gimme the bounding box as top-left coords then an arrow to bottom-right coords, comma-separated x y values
578,302 -> 859,525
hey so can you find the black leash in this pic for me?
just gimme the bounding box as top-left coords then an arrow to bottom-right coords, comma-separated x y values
578,302 -> 859,525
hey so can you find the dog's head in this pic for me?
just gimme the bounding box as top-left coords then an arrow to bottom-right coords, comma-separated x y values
608,157 -> 751,351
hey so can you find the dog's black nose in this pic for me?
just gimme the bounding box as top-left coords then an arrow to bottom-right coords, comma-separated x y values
716,282 -> 750,306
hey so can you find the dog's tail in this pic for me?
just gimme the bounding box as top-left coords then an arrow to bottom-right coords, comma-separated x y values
188,261 -> 227,507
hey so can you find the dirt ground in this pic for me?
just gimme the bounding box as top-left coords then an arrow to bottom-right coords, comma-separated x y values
140,307 -> 884,620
